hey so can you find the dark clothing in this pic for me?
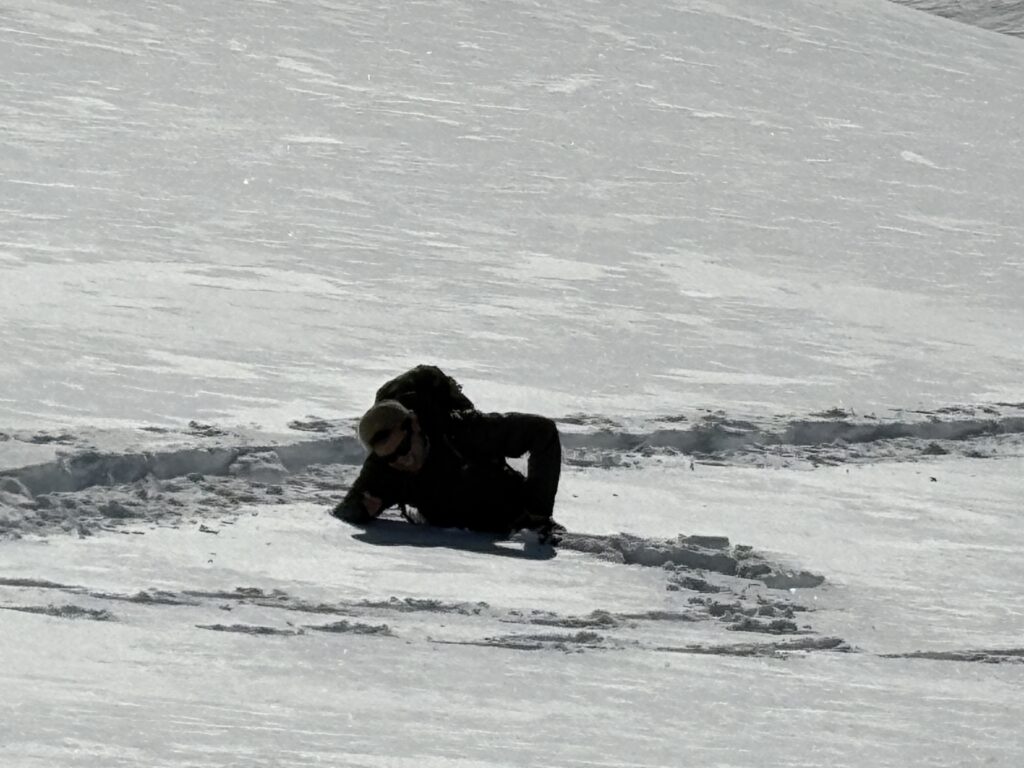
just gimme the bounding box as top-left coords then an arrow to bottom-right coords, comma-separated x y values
374,364 -> 476,436
333,408 -> 562,534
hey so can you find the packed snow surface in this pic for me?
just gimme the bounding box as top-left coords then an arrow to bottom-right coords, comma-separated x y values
2,0 -> 1024,766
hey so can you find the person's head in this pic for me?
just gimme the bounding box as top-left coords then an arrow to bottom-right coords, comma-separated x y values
358,400 -> 428,473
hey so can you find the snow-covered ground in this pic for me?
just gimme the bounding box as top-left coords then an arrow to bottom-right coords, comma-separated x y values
3,0 -> 1024,429
894,0 -> 1024,38
2,0 -> 1023,765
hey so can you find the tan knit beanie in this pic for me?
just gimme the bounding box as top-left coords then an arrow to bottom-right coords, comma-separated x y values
358,399 -> 411,448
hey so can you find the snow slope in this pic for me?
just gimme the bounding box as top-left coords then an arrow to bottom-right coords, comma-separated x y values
2,0 -> 1024,430
895,0 -> 1024,38
2,0 -> 1024,765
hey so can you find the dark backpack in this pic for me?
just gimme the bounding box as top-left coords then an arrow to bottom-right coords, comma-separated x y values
374,365 -> 475,437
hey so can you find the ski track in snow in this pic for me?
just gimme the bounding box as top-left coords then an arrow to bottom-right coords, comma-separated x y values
2,571 -> 1018,665
3,403 -> 1024,666
0,572 -> 979,666
1,403 -> 1023,555
3,402 -> 1024,527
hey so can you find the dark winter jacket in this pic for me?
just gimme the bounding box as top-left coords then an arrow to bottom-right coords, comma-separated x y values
333,408 -> 562,533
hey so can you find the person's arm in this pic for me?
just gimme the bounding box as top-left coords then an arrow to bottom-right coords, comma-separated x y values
458,411 -> 562,518
331,457 -> 402,525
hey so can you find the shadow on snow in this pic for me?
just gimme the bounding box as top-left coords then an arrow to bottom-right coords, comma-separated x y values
350,518 -> 557,561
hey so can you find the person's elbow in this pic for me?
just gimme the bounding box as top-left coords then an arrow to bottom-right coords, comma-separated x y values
536,415 -> 561,452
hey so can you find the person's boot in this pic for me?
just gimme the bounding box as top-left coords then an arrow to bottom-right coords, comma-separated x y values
510,510 -> 564,546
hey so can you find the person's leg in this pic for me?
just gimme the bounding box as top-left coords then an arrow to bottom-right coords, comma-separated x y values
485,465 -> 564,543
458,462 -> 531,535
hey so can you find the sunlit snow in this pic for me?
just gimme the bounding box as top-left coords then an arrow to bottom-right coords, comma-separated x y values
2,0 -> 1023,766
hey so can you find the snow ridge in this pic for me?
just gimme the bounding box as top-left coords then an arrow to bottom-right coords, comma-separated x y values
3,404 -> 1022,501
556,532 -> 825,590
3,437 -> 364,496
561,405 -> 1024,467
3,405 -> 1023,541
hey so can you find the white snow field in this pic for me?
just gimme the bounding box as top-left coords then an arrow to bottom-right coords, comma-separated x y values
894,0 -> 1024,38
2,0 -> 1024,766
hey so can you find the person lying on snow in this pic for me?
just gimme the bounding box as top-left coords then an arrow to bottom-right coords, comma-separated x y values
331,365 -> 564,543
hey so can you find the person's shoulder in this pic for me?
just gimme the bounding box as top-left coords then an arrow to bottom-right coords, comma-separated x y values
445,407 -> 484,439
449,409 -> 523,443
